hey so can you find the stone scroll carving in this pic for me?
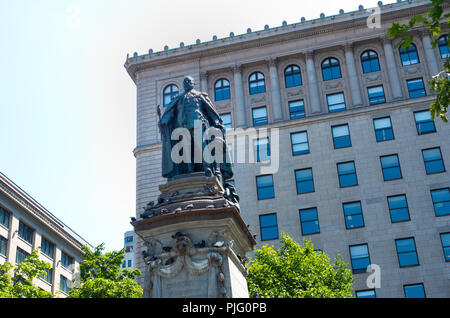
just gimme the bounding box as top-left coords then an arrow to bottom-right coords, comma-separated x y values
142,232 -> 233,298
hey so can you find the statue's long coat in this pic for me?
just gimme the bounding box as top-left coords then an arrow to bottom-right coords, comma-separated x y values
158,89 -> 233,180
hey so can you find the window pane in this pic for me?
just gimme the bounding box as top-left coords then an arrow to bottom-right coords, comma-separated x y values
291,132 -> 309,155
407,79 -> 426,98
327,93 -> 346,112
388,195 -> 410,222
0,207 -> 10,229
423,148 -> 445,174
289,100 -> 305,119
260,214 -> 278,240
404,284 -> 425,298
332,125 -> 351,149
299,208 -> 319,235
368,86 -> 386,105
343,202 -> 364,229
381,155 -> 402,181
252,107 -> 268,126
296,169 -> 314,194
18,222 -> 33,244
0,236 -> 7,256
356,290 -> 376,298
441,233 -> 450,261
256,175 -> 274,200
431,188 -> 450,216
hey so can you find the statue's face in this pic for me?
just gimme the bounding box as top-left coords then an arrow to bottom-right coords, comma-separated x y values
183,77 -> 194,91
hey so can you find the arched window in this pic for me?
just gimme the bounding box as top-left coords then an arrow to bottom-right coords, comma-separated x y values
361,50 -> 380,73
214,78 -> 230,101
249,72 -> 266,95
399,43 -> 419,66
284,65 -> 302,88
321,58 -> 342,81
163,84 -> 179,107
438,35 -> 449,59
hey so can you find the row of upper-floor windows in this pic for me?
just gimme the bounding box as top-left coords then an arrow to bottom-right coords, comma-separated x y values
259,209 -> 450,269
356,283 -> 427,298
218,77 -> 428,129
0,207 -> 74,269
161,35 -> 449,106
0,244 -> 73,293
236,109 -> 439,168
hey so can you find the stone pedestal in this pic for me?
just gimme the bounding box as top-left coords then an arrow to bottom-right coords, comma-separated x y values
132,172 -> 255,298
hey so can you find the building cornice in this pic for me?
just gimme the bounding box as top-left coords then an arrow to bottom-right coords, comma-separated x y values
124,0 -> 434,83
0,174 -> 91,253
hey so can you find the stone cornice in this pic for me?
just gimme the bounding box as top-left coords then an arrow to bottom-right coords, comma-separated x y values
124,0 -> 434,83
0,176 -> 89,253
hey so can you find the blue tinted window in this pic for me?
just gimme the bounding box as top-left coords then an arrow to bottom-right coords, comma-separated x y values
414,110 -> 436,135
407,78 -> 426,98
332,124 -> 351,149
295,168 -> 314,194
259,213 -> 278,240
438,35 -> 449,59
61,252 -> 74,269
40,268 -> 53,285
374,117 -> 394,142
0,206 -> 10,229
249,72 -> 266,95
299,208 -> 320,235
349,244 -> 370,274
431,188 -> 450,216
327,92 -> 346,113
60,275 -> 71,294
404,284 -> 425,298
396,238 -> 419,267
0,236 -> 7,257
18,221 -> 34,244
422,147 -> 445,174
337,161 -> 358,187
399,44 -> 419,66
41,237 -> 55,259
254,138 -> 270,162
388,195 -> 410,223
289,100 -> 305,120
343,202 -> 364,229
356,290 -> 376,298
163,84 -> 179,107
441,233 -> 450,261
284,65 -> 302,88
256,175 -> 274,200
361,50 -> 380,73
16,247 -> 29,264
252,107 -> 268,126
214,78 -> 230,101
380,155 -> 402,181
291,132 -> 309,155
220,113 -> 232,130
367,85 -> 386,105
322,58 -> 342,81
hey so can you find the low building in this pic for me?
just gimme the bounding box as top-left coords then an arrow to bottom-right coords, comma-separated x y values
0,172 -> 91,296
122,230 -> 136,270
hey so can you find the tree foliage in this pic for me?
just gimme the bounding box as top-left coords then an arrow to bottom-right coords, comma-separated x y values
246,234 -> 354,298
68,243 -> 143,298
0,250 -> 53,298
387,0 -> 450,123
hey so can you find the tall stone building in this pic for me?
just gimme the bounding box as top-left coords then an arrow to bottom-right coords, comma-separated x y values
125,0 -> 450,297
0,172 -> 91,296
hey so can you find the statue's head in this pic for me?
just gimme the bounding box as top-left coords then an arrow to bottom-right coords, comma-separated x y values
183,76 -> 195,92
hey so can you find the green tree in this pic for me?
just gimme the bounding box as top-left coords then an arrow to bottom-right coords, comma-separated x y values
246,233 -> 354,298
0,250 -> 53,298
68,243 -> 143,298
387,0 -> 450,123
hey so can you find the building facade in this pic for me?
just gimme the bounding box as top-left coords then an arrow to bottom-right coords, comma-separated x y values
0,172 -> 91,296
125,0 -> 450,297
122,230 -> 136,270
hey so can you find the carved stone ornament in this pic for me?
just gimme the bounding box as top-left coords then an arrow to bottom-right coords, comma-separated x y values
402,65 -> 421,75
324,80 -> 344,90
363,73 -> 382,83
250,94 -> 266,104
143,232 -> 233,298
287,87 -> 304,97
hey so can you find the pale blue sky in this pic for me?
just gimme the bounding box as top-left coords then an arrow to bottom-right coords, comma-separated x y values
0,0 -> 392,251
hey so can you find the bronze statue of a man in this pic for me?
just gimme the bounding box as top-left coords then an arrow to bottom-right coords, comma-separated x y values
158,76 -> 233,182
